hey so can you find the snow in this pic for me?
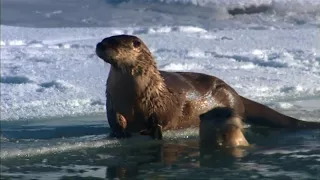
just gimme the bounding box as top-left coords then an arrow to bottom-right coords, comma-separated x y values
2,25 -> 319,121
1,0 -> 320,121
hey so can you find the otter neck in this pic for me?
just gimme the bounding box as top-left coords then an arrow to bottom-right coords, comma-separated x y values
134,67 -> 166,94
133,51 -> 165,93
110,48 -> 176,117
134,66 -> 174,115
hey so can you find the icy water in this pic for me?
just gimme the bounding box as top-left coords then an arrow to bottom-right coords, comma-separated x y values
1,122 -> 320,180
1,0 -> 320,179
1,99 -> 320,180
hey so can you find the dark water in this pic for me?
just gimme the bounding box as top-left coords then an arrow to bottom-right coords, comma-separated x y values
1,127 -> 319,180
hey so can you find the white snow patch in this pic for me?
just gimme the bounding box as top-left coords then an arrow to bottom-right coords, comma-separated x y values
295,85 -> 304,92
162,63 -> 204,71
177,26 -> 207,33
62,44 -> 71,49
240,63 -> 256,69
45,10 -> 62,18
148,27 -> 173,34
110,29 -> 126,35
8,40 -> 26,46
252,49 -> 266,58
275,102 -> 294,109
187,49 -> 206,58
199,34 -> 217,39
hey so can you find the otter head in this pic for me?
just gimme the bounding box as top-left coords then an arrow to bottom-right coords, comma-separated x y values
96,35 -> 155,75
199,108 -> 248,148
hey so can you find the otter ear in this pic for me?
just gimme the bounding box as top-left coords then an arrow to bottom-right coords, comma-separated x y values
132,40 -> 141,48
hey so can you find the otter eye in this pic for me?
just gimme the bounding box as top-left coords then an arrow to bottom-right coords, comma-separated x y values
132,40 -> 141,48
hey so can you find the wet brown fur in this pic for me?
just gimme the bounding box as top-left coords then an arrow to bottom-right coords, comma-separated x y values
96,34 -> 320,145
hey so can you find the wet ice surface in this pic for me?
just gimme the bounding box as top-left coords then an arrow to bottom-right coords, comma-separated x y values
1,0 -> 320,179
1,0 -> 320,122
1,99 -> 320,179
1,129 -> 320,180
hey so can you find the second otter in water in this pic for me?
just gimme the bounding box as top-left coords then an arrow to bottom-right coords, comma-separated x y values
95,34 -> 320,147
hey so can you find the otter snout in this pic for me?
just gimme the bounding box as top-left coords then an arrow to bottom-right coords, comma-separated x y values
95,42 -> 106,60
95,40 -> 119,65
96,42 -> 104,51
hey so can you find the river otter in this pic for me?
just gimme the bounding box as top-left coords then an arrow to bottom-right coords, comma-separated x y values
95,34 -> 320,146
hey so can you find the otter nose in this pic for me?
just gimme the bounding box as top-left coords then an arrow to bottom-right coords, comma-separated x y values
96,42 -> 104,50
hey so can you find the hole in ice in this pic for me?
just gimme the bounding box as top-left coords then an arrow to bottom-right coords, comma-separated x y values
0,76 -> 33,84
38,80 -> 73,91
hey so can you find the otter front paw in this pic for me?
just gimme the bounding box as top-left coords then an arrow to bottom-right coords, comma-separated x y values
152,125 -> 163,140
140,129 -> 151,136
140,124 -> 162,140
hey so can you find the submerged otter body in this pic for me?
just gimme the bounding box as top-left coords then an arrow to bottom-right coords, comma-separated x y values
96,34 -> 320,146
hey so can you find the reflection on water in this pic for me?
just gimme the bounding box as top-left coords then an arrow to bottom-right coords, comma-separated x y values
107,166 -> 138,179
105,141 -> 201,179
1,129 -> 320,180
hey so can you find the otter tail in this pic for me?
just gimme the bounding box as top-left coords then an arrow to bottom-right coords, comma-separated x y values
240,96 -> 320,129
